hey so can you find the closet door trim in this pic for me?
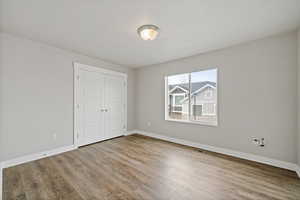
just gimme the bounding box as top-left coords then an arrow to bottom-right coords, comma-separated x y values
73,62 -> 127,148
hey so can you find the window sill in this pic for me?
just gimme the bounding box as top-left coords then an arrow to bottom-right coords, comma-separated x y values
165,118 -> 218,127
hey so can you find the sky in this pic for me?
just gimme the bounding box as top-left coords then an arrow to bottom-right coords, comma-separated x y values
168,68 -> 217,85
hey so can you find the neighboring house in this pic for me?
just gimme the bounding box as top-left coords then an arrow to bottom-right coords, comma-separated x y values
168,81 -> 217,117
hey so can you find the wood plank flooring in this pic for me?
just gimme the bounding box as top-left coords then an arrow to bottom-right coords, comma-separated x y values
3,134 -> 300,200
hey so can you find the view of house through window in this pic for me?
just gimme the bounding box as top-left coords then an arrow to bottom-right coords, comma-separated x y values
166,68 -> 217,126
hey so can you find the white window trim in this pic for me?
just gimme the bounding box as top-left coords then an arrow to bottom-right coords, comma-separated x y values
164,68 -> 218,127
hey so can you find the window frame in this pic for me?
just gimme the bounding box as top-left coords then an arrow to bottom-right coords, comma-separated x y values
165,68 -> 218,127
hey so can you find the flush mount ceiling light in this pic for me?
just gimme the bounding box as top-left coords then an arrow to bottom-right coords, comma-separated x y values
137,24 -> 159,41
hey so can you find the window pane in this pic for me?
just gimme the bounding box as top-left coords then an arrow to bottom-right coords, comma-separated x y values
175,95 -> 184,105
167,73 -> 189,120
190,69 -> 217,125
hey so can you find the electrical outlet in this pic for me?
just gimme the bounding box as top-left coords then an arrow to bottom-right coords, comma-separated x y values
253,138 -> 260,145
147,122 -> 151,127
252,138 -> 265,147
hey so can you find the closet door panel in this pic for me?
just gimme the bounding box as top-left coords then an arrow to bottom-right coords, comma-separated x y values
80,70 -> 105,145
105,75 -> 125,139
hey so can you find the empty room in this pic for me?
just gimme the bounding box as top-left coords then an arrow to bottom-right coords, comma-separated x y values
1,0 -> 300,199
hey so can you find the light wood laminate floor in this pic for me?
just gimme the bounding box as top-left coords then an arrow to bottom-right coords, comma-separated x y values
3,134 -> 300,200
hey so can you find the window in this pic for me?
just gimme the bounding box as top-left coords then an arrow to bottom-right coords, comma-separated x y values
172,93 -> 185,112
165,68 -> 218,126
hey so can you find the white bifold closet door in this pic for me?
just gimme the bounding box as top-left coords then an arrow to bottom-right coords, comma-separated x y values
75,65 -> 126,147
104,75 -> 125,139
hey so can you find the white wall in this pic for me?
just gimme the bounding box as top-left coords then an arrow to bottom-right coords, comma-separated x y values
0,33 -> 135,162
136,32 -> 298,163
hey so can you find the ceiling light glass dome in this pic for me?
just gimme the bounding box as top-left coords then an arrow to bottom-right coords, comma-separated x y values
137,24 -> 159,40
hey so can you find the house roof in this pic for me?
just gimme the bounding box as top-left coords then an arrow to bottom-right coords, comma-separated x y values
169,81 -> 216,94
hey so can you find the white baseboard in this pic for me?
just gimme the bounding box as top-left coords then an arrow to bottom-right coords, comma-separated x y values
0,144 -> 77,199
133,130 -> 299,176
1,145 -> 77,169
0,132 -> 298,200
124,129 -> 139,136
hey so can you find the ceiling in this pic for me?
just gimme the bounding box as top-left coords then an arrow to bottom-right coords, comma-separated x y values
1,0 -> 300,68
